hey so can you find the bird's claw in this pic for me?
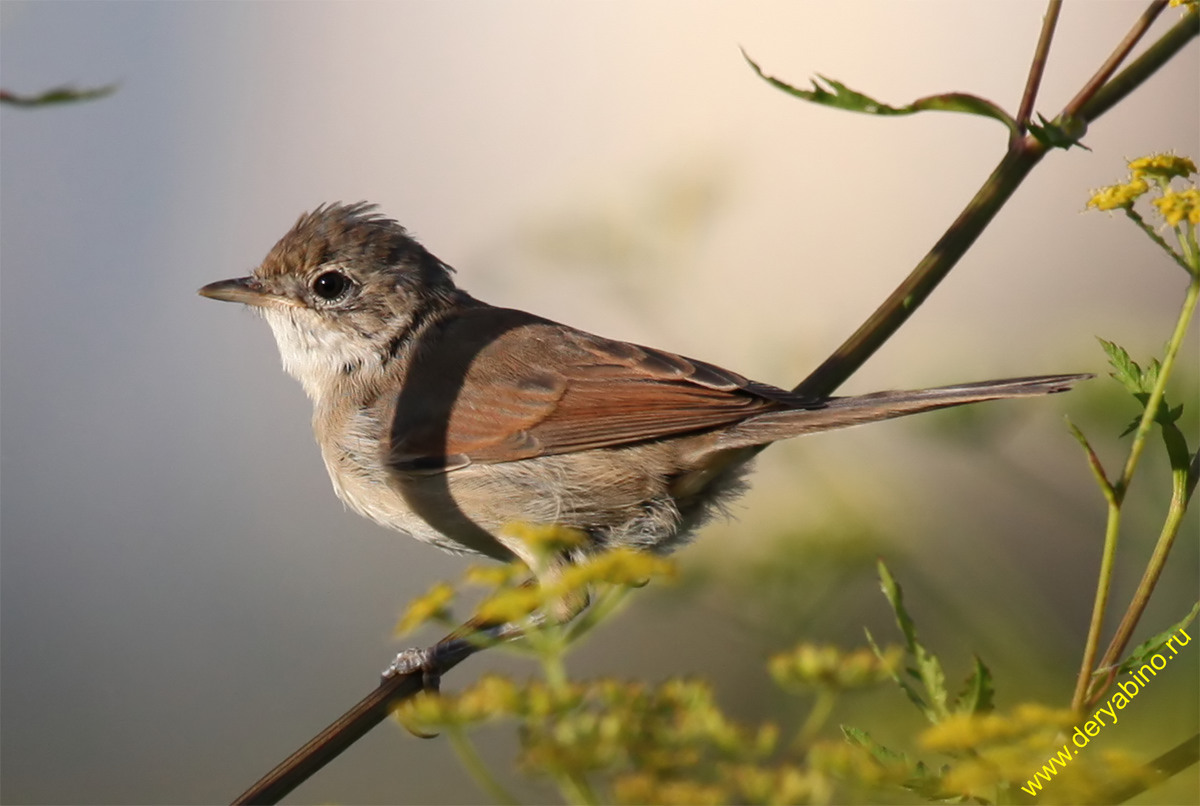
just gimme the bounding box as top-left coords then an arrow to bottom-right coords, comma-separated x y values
382,646 -> 442,693
383,646 -> 444,739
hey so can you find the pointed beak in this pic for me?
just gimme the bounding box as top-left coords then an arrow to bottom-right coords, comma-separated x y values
198,276 -> 297,308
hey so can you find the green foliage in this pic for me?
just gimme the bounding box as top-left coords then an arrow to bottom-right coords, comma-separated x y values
741,52 -> 1019,139
1117,601 -> 1200,675
0,84 -> 116,107
395,545 -> 917,804
1098,339 -> 1184,437
392,551 -> 1183,804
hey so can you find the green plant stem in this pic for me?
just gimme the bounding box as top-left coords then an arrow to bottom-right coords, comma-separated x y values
534,631 -> 571,695
1083,275 -> 1200,708
1181,220 -> 1200,269
565,585 -> 632,644
798,688 -> 838,746
1071,498 -> 1124,712
447,727 -> 521,806
556,771 -> 600,806
1089,466 -> 1193,706
1116,275 -> 1198,502
1123,206 -> 1193,273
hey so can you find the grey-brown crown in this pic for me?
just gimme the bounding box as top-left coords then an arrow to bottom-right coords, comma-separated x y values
256,202 -> 455,291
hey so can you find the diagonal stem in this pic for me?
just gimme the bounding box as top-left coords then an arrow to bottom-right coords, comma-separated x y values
1079,275 -> 1200,710
230,617 -> 530,805
794,4 -> 1198,400
1015,0 -> 1063,138
1061,0 -> 1168,119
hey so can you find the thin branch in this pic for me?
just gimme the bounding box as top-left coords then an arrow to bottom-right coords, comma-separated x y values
794,3 -> 1198,399
1101,733 -> 1199,804
230,618 -> 527,805
1079,6 -> 1199,122
1015,0 -> 1064,138
1061,0 -> 1169,119
792,144 -> 1044,398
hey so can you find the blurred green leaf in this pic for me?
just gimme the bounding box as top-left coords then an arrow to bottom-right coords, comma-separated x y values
841,726 -> 950,799
743,52 -> 1017,136
954,655 -> 995,716
873,560 -> 950,723
1117,601 -> 1200,675
0,84 -> 116,108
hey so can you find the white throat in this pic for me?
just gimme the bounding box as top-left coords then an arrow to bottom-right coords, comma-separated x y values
260,308 -> 383,403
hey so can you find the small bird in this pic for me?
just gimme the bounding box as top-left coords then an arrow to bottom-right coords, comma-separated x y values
200,202 -> 1087,569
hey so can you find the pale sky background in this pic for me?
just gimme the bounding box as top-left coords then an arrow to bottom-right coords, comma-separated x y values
2,3 -> 1197,804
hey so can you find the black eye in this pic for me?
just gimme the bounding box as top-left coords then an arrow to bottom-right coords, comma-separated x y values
312,270 -> 351,301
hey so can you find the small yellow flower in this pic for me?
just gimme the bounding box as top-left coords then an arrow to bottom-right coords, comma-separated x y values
769,643 -> 902,690
500,522 -> 587,558
1129,153 -> 1197,180
1011,702 -> 1076,730
1169,0 -> 1197,9
1153,187 -> 1200,227
462,562 -> 523,588
474,585 -> 543,623
614,774 -> 727,806
453,674 -> 522,720
1087,178 -> 1149,211
920,702 -> 1075,752
394,689 -> 454,730
394,580 -> 455,636
559,547 -> 675,590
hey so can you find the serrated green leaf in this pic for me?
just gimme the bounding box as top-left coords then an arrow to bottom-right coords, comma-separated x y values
0,84 -> 116,108
742,52 -> 1017,137
1118,602 -> 1200,675
842,725 -> 910,765
1118,416 -> 1142,439
1098,338 -> 1145,394
876,561 -> 950,722
866,626 -> 933,720
954,655 -> 995,715
842,726 -> 952,799
1144,357 -> 1162,390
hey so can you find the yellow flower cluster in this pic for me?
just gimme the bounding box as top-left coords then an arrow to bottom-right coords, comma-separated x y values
1087,153 -> 1198,216
1153,187 -> 1200,227
394,580 -> 455,636
917,703 -> 1159,803
394,535 -> 676,636
768,643 -> 902,691
920,702 -> 1076,751
1129,153 -> 1198,180
399,674 -> 798,801
1087,178 -> 1149,211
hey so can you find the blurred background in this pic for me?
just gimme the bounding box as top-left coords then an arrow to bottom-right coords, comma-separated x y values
2,2 -> 1196,803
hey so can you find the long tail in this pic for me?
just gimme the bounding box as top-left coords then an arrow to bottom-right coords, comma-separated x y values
713,373 -> 1091,450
